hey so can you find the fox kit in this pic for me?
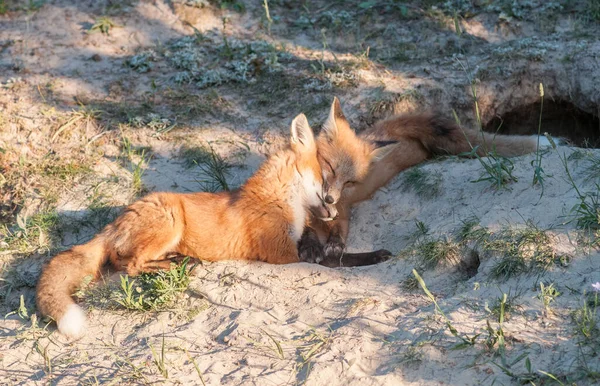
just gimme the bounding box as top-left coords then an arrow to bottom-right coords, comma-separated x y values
37,114 -> 340,339
302,97 -> 544,261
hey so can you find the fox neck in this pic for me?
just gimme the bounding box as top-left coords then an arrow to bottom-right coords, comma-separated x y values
242,148 -> 316,242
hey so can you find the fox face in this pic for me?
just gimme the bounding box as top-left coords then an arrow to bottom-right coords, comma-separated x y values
316,97 -> 397,204
289,114 -> 339,222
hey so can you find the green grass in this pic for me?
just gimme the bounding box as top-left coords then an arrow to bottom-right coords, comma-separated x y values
537,282 -> 560,315
572,292 -> 599,343
401,166 -> 443,199
485,222 -> 556,280
589,0 -> 600,21
531,83 -> 549,196
179,146 -> 213,169
193,144 -> 232,192
414,238 -> 460,270
114,257 -> 196,312
454,60 -> 517,190
412,270 -> 479,349
549,137 -> 600,245
89,16 -> 118,35
0,210 -> 60,253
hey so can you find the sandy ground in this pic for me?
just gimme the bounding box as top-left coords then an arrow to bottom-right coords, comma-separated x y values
1,1 -> 599,385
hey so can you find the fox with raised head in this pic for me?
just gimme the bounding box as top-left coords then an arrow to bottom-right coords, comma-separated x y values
37,114 -> 349,339
300,97 -> 546,262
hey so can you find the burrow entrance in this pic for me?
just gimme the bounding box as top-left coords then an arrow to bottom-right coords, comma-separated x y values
484,100 -> 600,148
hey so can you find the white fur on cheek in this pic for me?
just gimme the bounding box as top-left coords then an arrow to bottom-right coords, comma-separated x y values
302,170 -> 322,208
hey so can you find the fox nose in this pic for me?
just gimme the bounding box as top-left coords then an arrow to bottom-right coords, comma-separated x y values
324,195 -> 335,204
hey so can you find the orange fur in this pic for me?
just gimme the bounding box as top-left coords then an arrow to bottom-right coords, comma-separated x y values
311,97 -> 540,246
36,114 -> 335,338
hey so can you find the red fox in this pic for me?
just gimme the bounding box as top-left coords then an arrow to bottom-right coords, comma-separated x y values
300,97 -> 547,261
37,114 -> 341,339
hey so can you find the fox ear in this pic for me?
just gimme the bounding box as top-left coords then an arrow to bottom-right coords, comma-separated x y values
290,113 -> 315,150
369,141 -> 398,161
321,97 -> 349,139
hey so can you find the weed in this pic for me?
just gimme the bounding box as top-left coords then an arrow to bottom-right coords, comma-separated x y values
488,290 -> 521,321
456,216 -> 489,244
486,222 -> 555,280
538,282 -> 560,315
89,16 -> 118,35
572,291 -> 598,343
531,83 -> 549,196
179,145 -> 213,169
149,333 -> 168,378
294,327 -> 332,380
185,349 -> 207,386
454,60 -> 517,190
262,0 -> 273,34
415,238 -> 460,270
131,149 -> 147,194
589,0 -> 600,21
401,167 -> 443,199
194,144 -> 232,192
412,270 -> 479,348
1,210 -> 59,253
548,136 -> 600,244
114,257 -> 195,311
52,107 -> 102,142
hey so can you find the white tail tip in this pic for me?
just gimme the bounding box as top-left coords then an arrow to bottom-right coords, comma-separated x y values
57,304 -> 86,339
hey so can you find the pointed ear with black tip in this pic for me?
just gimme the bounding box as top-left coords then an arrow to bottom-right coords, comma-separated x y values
369,141 -> 398,161
290,113 -> 316,151
321,97 -> 350,140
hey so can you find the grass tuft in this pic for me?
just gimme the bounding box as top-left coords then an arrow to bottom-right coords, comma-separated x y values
401,166 -> 443,199
114,257 -> 196,311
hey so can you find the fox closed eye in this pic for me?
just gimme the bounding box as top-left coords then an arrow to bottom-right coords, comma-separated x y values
322,158 -> 336,176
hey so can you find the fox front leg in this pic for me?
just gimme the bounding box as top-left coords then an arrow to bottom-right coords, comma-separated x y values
297,227 -> 325,264
323,209 -> 349,260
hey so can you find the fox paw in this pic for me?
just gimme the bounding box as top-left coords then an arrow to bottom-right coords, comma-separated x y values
298,237 -> 324,264
324,235 -> 345,259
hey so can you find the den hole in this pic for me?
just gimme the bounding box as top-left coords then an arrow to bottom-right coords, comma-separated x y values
484,100 -> 600,148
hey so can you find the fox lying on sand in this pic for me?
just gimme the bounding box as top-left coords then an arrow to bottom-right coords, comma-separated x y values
36,113 -> 389,339
300,97 -> 548,262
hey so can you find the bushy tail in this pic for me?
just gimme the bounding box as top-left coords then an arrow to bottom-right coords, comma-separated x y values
377,113 -> 539,157
36,235 -> 109,338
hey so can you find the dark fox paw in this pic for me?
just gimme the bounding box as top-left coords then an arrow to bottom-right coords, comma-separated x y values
298,237 -> 324,264
324,235 -> 345,259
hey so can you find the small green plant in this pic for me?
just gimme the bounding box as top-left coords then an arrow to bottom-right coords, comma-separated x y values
548,135 -> 600,243
149,333 -> 168,378
538,282 -> 560,315
401,167 -> 443,199
180,145 -> 213,169
185,349 -> 207,386
89,16 -> 117,35
531,83 -> 549,196
262,0 -> 273,34
489,290 -> 521,321
194,144 -> 232,192
412,270 -> 479,348
572,290 -> 599,343
589,0 -> 600,21
454,60 -> 517,190
115,257 -> 195,311
131,149 -> 147,194
456,216 -> 489,244
295,327 -> 332,380
415,238 -> 460,270
486,222 -> 555,280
